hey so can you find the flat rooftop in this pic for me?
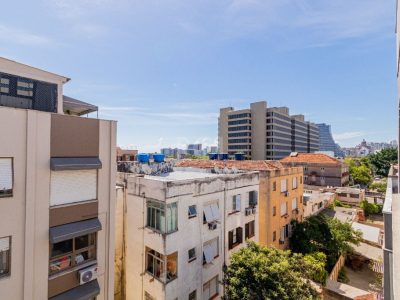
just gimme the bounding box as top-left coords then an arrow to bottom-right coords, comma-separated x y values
144,171 -> 222,182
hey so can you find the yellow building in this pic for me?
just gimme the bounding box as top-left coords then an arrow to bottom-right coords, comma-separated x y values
176,160 -> 303,249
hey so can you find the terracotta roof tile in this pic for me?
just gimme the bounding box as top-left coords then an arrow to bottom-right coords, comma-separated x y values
280,153 -> 342,165
175,159 -> 286,171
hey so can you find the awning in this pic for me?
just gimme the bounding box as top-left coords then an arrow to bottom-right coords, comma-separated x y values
49,280 -> 100,300
50,218 -> 102,244
63,95 -> 98,116
50,157 -> 102,171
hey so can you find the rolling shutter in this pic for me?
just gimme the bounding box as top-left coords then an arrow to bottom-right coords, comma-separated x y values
237,227 -> 243,244
210,203 -> 220,220
292,198 -> 297,209
203,244 -> 214,264
203,205 -> 214,222
50,169 -> 97,206
280,179 -> 287,192
0,159 -> 12,190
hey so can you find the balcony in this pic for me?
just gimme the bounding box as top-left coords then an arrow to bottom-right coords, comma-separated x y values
146,248 -> 177,284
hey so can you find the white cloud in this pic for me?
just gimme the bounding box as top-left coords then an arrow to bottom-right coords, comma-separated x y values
333,131 -> 365,141
0,25 -> 52,46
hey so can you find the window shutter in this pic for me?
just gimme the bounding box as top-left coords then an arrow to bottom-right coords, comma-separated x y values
228,230 -> 233,250
280,227 -> 285,241
245,223 -> 249,239
292,198 -> 297,210
237,227 -> 243,244
280,179 -> 287,192
50,169 -> 97,206
0,159 -> 12,190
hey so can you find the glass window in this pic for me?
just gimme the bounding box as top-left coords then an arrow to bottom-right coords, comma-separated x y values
146,248 -> 177,283
249,191 -> 257,206
273,231 -> 276,241
203,276 -> 218,300
280,179 -> 287,192
203,238 -> 219,264
17,79 -> 34,97
292,198 -> 297,210
189,290 -> 197,300
273,206 -> 276,216
188,205 -> 197,218
0,236 -> 11,278
49,233 -> 96,275
272,181 -> 276,191
147,200 -> 177,234
232,195 -> 241,212
188,248 -> 196,262
0,158 -> 13,198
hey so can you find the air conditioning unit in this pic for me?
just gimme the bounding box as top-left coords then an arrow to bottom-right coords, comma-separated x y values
78,265 -> 98,285
208,222 -> 217,230
252,208 -> 256,214
245,208 -> 252,216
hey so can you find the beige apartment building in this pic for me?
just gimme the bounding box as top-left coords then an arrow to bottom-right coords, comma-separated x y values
115,166 -> 259,300
0,57 -> 116,299
176,160 -> 304,249
218,101 -> 319,160
281,152 -> 349,187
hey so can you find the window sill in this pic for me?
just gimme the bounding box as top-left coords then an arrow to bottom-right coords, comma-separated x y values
188,215 -> 197,219
229,242 -> 241,250
0,272 -> 10,280
0,193 -> 13,199
228,210 -> 240,216
281,213 -> 289,218
145,226 -> 178,235
145,271 -> 178,284
188,257 -> 196,263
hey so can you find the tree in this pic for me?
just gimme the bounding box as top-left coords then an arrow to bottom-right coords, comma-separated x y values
223,242 -> 324,300
290,215 -> 362,271
344,157 -> 373,186
360,200 -> 383,216
366,148 -> 398,177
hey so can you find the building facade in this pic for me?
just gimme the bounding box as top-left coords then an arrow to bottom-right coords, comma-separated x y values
116,147 -> 138,162
218,101 -> 319,160
303,188 -> 335,218
0,57 -> 116,299
317,123 -> 344,157
175,160 -> 304,249
116,169 -> 259,300
281,152 -> 349,187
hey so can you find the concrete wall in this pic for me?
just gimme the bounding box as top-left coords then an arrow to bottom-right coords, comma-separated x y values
250,101 -> 267,160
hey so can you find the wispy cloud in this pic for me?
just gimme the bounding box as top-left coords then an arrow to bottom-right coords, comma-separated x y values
333,131 -> 366,141
0,25 -> 52,46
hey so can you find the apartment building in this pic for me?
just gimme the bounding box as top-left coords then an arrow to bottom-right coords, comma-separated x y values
0,57 -> 116,299
176,160 -> 304,249
281,152 -> 349,187
116,147 -> 138,162
116,168 -> 259,300
303,188 -> 335,218
218,101 -> 319,160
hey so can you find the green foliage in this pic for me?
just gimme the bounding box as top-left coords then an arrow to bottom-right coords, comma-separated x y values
331,199 -> 351,209
223,242 -> 323,300
360,200 -> 383,216
369,180 -> 387,194
337,267 -> 349,284
290,215 -> 362,271
344,157 -> 373,186
366,148 -> 398,177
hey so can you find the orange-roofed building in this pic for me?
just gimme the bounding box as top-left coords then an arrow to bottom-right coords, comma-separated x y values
281,152 -> 349,187
175,159 -> 304,249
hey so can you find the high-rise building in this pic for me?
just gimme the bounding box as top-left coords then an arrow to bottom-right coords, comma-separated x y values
218,101 -> 319,160
0,57 -> 116,300
317,123 -> 344,157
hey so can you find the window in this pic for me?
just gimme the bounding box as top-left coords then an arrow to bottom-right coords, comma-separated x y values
0,158 -> 13,198
189,290 -> 197,300
300,176 -> 303,184
188,248 -> 196,262
147,200 -> 177,234
203,276 -> 218,300
272,181 -> 276,191
203,203 -> 220,223
273,231 -> 276,241
0,236 -> 10,277
249,191 -> 258,206
0,77 -> 10,94
292,198 -> 297,210
280,226 -> 285,242
280,179 -> 287,192
228,227 -> 243,250
232,195 -> 241,212
49,233 -> 96,275
272,206 -> 276,216
188,205 -> 197,218
17,79 -> 34,97
245,221 -> 255,239
203,238 -> 219,264
280,202 -> 288,216
146,248 -> 177,283
50,169 -> 97,206
292,177 -> 297,189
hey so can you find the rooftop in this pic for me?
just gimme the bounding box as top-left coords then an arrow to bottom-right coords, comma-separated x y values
280,152 -> 343,165
175,159 -> 286,171
144,171 -> 221,182
352,222 -> 381,244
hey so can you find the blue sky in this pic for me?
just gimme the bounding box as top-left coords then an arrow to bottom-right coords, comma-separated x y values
1,0 -> 397,151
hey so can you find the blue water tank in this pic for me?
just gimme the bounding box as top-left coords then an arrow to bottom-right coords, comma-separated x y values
235,152 -> 244,161
218,153 -> 228,160
208,153 -> 218,160
137,153 -> 150,163
153,153 -> 165,163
